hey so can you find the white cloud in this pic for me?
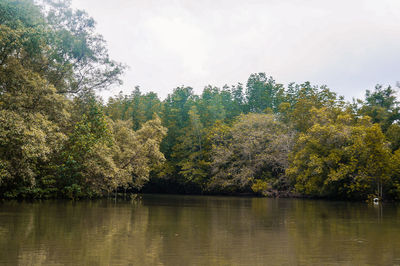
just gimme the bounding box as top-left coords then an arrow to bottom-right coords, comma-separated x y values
71,0 -> 400,100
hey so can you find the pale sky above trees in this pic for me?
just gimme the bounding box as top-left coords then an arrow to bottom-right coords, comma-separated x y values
71,0 -> 400,100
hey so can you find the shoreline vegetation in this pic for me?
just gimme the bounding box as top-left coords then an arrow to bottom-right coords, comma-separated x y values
1,0 -> 400,202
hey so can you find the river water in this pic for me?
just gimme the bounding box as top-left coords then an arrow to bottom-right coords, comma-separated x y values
0,194 -> 399,265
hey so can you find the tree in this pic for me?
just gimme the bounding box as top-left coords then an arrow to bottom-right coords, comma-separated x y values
171,106 -> 211,190
0,0 -> 170,199
0,0 -> 124,94
160,86 -> 195,160
386,124 -> 400,151
58,95 -> 167,197
287,108 -> 392,200
278,82 -> 341,132
42,0 -> 125,93
358,84 -> 400,132
219,84 -> 245,121
198,86 -> 226,127
246,73 -> 284,113
105,87 -> 162,130
209,113 -> 294,194
0,57 -> 68,197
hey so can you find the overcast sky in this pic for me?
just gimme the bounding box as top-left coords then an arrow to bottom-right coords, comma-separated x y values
71,0 -> 400,101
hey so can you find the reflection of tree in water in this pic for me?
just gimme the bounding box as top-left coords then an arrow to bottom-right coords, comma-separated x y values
286,200 -> 400,265
1,198 -> 400,265
143,195 -> 294,265
0,200 -> 163,265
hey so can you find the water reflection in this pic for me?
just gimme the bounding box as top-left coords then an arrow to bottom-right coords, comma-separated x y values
1,196 -> 400,265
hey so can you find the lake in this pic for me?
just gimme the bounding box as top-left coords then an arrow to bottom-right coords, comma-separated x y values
1,194 -> 399,265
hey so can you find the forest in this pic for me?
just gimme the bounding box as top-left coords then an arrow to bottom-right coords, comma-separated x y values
1,0 -> 400,201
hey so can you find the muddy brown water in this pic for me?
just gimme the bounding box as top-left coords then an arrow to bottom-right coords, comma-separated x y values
0,194 -> 399,265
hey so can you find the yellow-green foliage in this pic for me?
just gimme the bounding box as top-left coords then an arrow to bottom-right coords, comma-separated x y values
60,104 -> 167,196
0,57 -> 68,191
83,117 -> 167,193
287,108 -> 393,200
251,180 -> 271,195
209,113 -> 294,193
0,0 -> 166,198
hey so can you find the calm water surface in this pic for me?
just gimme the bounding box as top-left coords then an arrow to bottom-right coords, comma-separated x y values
1,194 -> 400,265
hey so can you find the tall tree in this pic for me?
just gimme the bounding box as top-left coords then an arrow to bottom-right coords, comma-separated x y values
42,0 -> 125,93
160,86 -> 195,160
0,0 -> 124,94
246,73 -> 284,113
198,86 -> 226,127
172,106 -> 210,189
0,57 -> 68,197
358,84 -> 400,132
105,87 -> 162,130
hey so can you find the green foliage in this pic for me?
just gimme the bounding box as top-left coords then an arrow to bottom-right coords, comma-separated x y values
358,84 -> 400,132
246,73 -> 284,113
0,0 -> 124,94
106,87 -> 162,130
171,106 -> 211,190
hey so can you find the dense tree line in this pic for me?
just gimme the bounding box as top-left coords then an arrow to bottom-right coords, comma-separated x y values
104,74 -> 400,200
0,0 -> 165,198
1,0 -> 400,200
